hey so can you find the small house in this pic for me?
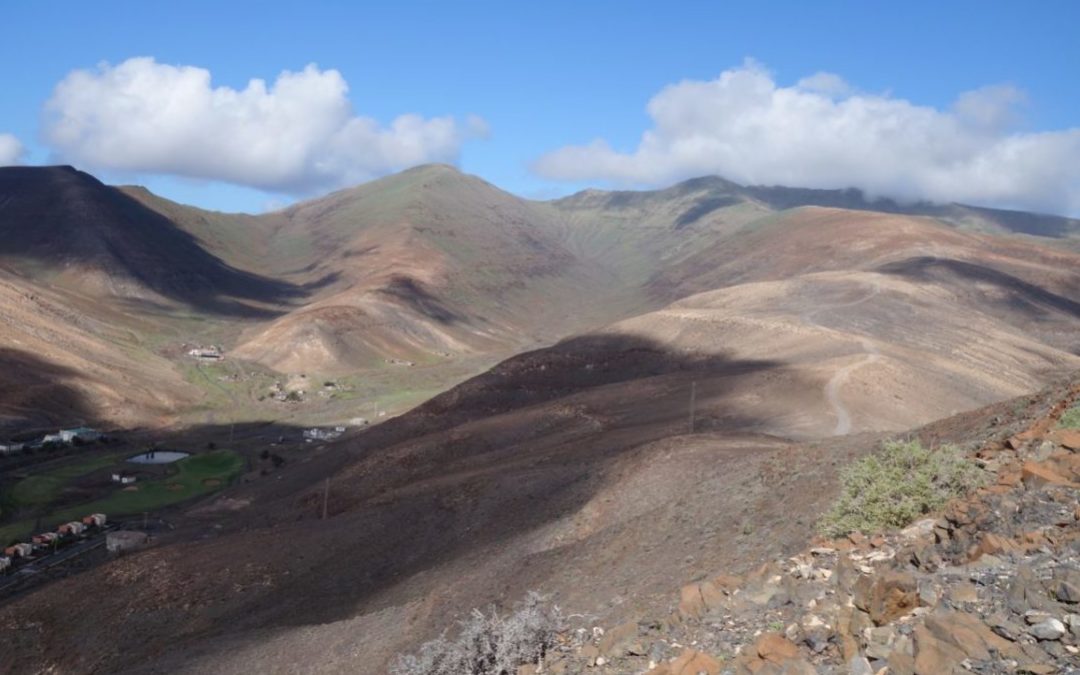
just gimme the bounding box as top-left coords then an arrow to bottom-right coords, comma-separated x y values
111,472 -> 137,485
59,427 -> 101,444
5,543 -> 33,558
42,433 -> 63,445
187,346 -> 223,360
0,556 -> 10,572
58,521 -> 86,536
32,532 -> 59,545
82,513 -> 107,527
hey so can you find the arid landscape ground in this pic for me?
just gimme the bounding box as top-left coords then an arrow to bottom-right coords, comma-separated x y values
0,163 -> 1079,674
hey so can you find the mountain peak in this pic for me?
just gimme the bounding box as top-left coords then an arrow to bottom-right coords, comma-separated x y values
400,163 -> 464,177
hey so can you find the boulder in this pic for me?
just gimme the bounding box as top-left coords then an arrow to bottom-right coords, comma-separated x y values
677,575 -> 740,619
731,633 -> 814,675
1049,428 -> 1080,450
853,570 -> 920,625
647,649 -> 722,675
1021,460 -> 1077,488
913,611 -> 1022,671
1028,618 -> 1066,641
977,532 -> 1018,557
1008,564 -> 1053,613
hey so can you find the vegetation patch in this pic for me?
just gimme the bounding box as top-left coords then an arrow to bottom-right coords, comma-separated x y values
1058,403 -> 1080,429
8,453 -> 124,507
391,591 -> 564,675
0,450 -> 245,543
819,440 -> 986,538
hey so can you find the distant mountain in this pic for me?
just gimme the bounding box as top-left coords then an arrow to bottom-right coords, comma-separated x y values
228,164 -> 639,373
0,166 -> 301,316
1,162 -> 1078,423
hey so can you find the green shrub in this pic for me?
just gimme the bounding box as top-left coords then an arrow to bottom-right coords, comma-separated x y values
818,440 -> 986,538
1058,404 -> 1080,429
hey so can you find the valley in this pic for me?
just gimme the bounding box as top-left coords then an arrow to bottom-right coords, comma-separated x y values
0,163 -> 1078,674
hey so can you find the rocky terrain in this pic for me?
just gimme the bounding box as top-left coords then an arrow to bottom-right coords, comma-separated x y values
539,382 -> 1080,674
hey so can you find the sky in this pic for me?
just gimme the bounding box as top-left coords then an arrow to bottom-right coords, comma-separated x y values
1,1 -> 1078,215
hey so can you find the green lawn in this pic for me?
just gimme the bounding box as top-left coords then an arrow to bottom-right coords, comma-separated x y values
0,450 -> 245,544
8,453 -> 125,507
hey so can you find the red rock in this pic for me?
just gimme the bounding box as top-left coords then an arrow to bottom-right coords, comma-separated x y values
678,579 -> 730,619
1049,428 -> 1080,450
755,632 -> 801,663
678,583 -> 707,619
1021,460 -> 1078,488
648,649 -> 722,675
914,611 -> 1021,672
854,570 -> 920,625
1006,432 -> 1033,450
978,532 -> 1018,556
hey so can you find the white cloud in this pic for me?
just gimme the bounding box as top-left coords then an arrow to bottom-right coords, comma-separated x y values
534,60 -> 1080,214
43,57 -> 485,193
796,72 -> 852,98
0,134 -> 25,166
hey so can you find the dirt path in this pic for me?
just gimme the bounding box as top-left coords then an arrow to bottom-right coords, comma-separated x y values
801,279 -> 882,436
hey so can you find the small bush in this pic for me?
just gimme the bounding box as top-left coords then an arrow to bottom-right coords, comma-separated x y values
1059,404 -> 1080,429
390,591 -> 564,675
819,440 -> 986,538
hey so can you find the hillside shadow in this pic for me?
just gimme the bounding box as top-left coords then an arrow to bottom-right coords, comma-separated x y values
877,256 -> 1080,319
213,333 -> 793,632
0,166 -> 321,318
674,195 -> 741,229
0,348 -> 100,436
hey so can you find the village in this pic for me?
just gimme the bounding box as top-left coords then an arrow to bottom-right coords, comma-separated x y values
0,425 -> 104,456
0,510 -> 154,600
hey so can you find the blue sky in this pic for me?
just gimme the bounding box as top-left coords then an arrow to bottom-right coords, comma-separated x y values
2,1 -> 1078,214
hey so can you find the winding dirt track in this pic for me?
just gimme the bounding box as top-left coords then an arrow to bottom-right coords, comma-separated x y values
801,279 -> 882,436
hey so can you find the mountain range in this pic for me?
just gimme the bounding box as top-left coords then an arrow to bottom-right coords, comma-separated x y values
0,163 -> 1079,673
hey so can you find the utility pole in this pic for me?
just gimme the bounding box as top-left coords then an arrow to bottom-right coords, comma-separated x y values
321,478 -> 330,520
688,381 -> 697,434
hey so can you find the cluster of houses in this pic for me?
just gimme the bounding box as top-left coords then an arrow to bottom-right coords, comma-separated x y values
0,427 -> 102,455
0,513 -> 107,573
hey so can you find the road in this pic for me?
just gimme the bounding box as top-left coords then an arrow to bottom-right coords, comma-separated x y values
801,279 -> 883,436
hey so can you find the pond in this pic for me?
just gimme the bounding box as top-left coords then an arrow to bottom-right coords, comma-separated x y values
127,450 -> 190,465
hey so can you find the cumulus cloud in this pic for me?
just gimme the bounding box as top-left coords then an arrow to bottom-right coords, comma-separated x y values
534,60 -> 1080,214
43,57 -> 485,193
0,134 -> 25,166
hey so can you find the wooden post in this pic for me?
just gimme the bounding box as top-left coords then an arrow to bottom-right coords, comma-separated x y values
688,381 -> 697,434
